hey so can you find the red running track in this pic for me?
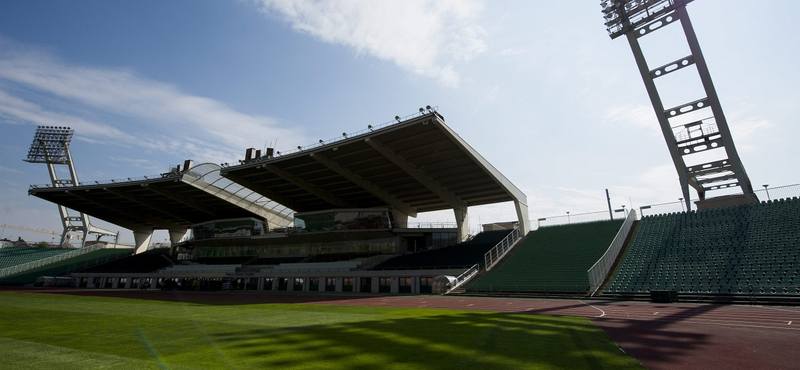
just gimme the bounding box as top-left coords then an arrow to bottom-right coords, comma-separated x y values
7,289 -> 800,370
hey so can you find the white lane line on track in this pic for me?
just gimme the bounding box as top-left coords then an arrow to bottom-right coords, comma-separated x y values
579,300 -> 606,318
756,306 -> 800,314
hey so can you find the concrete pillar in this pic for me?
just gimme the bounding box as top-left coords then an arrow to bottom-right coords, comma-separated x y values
133,230 -> 154,254
272,277 -> 280,291
124,278 -> 132,289
371,277 -> 379,293
515,200 -> 531,235
150,278 -> 158,289
454,207 -> 469,242
319,278 -> 326,292
412,276 -> 420,294
257,277 -> 264,291
391,277 -> 399,294
391,209 -> 409,228
168,229 -> 188,246
335,277 -> 343,292
111,277 -> 119,289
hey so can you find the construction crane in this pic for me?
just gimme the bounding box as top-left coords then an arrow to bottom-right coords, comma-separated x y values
0,224 -> 80,241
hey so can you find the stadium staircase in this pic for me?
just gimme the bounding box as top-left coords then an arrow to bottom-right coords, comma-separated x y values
463,219 -> 625,297
602,197 -> 800,304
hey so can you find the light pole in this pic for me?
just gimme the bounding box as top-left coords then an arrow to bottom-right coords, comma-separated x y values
678,198 -> 684,212
763,184 -> 770,201
566,212 -> 570,224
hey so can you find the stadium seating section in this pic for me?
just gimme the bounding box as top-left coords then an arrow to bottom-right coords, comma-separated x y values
0,247 -> 75,269
78,248 -> 172,273
466,220 -> 624,294
605,197 -> 800,295
373,230 -> 512,270
0,247 -> 132,284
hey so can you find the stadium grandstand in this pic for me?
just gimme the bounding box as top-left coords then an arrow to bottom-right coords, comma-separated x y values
7,0 -> 798,306
17,109 -> 532,294
15,106 -> 799,304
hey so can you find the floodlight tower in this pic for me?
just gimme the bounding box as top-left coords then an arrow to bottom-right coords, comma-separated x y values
601,0 -> 756,211
24,126 -> 116,247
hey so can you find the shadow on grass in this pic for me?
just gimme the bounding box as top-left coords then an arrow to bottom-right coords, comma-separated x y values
206,310 -> 643,370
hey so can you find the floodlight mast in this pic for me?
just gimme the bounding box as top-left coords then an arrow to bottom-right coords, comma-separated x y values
601,0 -> 756,211
24,126 -> 116,247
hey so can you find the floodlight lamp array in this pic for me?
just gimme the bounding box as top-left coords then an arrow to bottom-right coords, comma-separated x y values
24,126 -> 75,164
601,0 -> 692,39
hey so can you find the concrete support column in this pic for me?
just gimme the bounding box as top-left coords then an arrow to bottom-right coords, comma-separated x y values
391,277 -> 399,294
371,277 -> 379,293
515,200 -> 530,235
272,276 -> 280,291
335,277 -> 343,292
412,276 -> 420,294
124,278 -> 132,289
454,207 -> 469,242
111,277 -> 119,289
168,229 -> 188,246
257,277 -> 264,291
391,209 -> 409,228
133,230 -> 154,255
318,278 -> 326,292
150,278 -> 158,289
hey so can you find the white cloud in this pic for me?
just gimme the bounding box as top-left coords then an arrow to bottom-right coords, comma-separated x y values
252,0 -> 487,87
605,105 -> 659,135
0,38 -> 308,164
0,90 -> 128,140
729,118 -> 775,152
0,165 -> 22,174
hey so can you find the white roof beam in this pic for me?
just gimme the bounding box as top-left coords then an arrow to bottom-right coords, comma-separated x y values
310,152 -> 418,217
365,137 -> 466,210
262,164 -> 354,209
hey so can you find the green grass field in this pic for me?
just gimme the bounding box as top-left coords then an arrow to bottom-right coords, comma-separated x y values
0,292 -> 644,370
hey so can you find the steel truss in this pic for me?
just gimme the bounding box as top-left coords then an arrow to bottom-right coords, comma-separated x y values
24,126 -> 117,247
602,0 -> 756,210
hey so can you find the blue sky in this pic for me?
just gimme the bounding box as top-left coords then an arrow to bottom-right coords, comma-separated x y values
1,0 -> 798,244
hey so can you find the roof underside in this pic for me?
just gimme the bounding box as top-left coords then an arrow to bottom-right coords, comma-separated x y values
28,163 -> 292,232
221,112 -> 525,216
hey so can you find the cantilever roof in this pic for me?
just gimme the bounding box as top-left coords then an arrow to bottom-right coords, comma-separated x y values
221,112 -> 526,217
28,163 -> 293,232
29,111 -> 526,234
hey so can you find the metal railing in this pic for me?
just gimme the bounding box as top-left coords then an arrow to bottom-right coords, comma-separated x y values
484,227 -> 523,271
0,244 -> 107,278
30,172 -> 181,189
587,209 -> 637,296
638,183 -> 800,216
235,108 -> 441,166
534,210 -> 619,229
396,221 -> 457,229
445,263 -> 480,295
